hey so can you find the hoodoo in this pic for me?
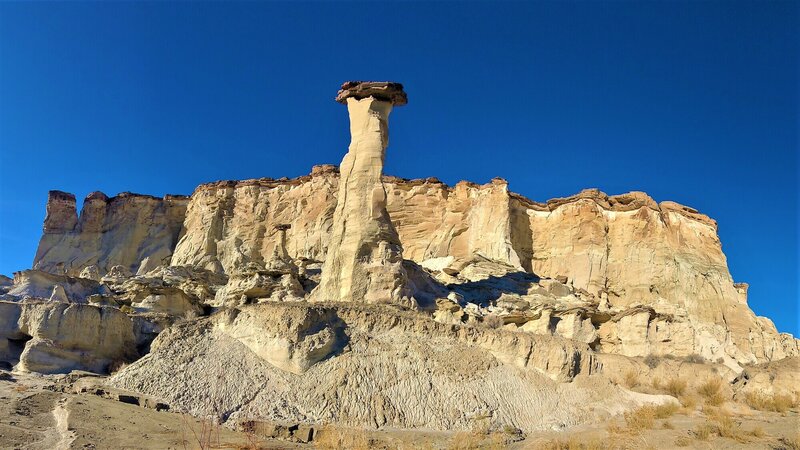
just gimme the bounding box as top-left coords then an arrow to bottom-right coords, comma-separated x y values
313,81 -> 411,304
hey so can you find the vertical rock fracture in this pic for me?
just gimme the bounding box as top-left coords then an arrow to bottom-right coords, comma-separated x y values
313,82 -> 411,304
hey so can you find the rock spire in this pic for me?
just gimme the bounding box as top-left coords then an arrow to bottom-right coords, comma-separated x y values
313,81 -> 410,304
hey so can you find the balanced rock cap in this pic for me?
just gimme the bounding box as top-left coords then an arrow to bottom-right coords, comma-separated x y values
335,81 -> 408,106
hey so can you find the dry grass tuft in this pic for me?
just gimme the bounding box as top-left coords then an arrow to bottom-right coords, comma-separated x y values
674,436 -> 691,447
607,402 -> 679,435
664,378 -> 687,397
693,423 -> 712,441
697,377 -> 726,406
742,391 -> 795,413
679,394 -> 698,411
652,402 -> 679,419
623,405 -> 657,432
623,370 -> 639,388
650,376 -> 662,390
690,407 -> 755,444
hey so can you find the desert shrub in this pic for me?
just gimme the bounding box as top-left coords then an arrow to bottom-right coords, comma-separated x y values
683,354 -> 706,364
695,407 -> 753,443
482,314 -> 504,329
650,376 -> 662,390
697,378 -> 726,406
180,414 -> 220,450
679,394 -> 698,410
674,436 -> 691,447
664,378 -> 687,397
713,414 -> 745,442
623,405 -> 656,431
652,402 -> 679,419
742,391 -> 795,413
623,370 -> 639,388
693,423 -> 712,440
606,422 -> 626,435
643,354 -> 661,369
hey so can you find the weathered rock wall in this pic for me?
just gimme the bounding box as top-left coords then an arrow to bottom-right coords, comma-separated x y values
34,191 -> 188,276
0,300 -> 137,374
169,168 -> 522,273
31,168 -> 795,364
169,166 -> 338,274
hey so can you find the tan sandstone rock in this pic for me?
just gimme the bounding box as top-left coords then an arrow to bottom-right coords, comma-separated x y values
313,82 -> 411,305
0,300 -> 137,374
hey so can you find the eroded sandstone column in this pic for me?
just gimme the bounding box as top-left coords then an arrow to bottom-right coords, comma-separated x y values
314,81 -> 410,304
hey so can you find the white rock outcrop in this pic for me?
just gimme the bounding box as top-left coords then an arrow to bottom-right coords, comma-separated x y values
0,300 -> 137,374
313,82 -> 411,305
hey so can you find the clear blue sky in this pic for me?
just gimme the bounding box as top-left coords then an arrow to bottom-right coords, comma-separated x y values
0,2 -> 797,334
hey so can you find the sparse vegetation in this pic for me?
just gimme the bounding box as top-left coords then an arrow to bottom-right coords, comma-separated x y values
180,413 -> 221,450
623,406 -> 655,432
607,402 -> 679,435
643,354 -> 660,369
678,394 -> 698,410
696,377 -> 726,406
664,378 -> 687,397
674,436 -> 691,447
742,391 -> 795,413
693,423 -> 712,440
652,402 -> 679,419
682,354 -> 706,364
623,370 -> 639,388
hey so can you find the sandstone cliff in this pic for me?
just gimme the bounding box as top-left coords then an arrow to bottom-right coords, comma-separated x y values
34,191 -> 189,276
27,166 -> 797,367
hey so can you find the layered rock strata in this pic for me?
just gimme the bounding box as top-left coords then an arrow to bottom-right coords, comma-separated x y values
313,82 -> 411,304
0,300 -> 137,374
34,191 -> 188,276
28,172 -> 797,366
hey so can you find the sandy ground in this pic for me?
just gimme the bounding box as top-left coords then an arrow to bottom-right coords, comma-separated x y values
0,371 -> 304,449
1,370 -> 797,449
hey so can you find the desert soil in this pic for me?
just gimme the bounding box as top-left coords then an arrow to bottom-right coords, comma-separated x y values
1,371 -> 797,450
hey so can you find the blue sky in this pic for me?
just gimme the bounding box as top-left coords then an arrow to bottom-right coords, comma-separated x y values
0,2 -> 797,334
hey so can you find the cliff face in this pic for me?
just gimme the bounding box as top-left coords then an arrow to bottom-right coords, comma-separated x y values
34,191 -> 189,276
29,166 -> 796,365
